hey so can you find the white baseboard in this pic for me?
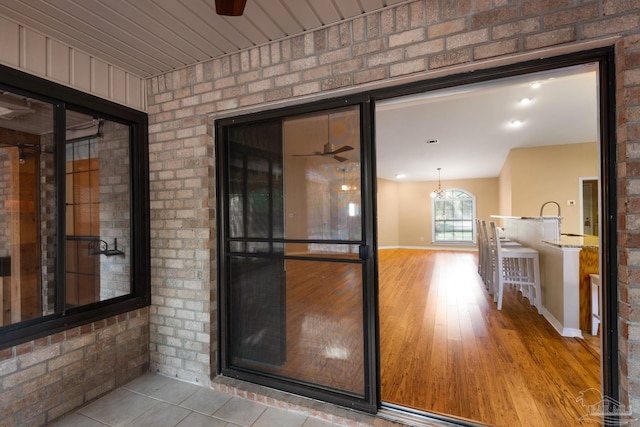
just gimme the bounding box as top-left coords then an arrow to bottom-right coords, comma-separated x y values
542,307 -> 584,338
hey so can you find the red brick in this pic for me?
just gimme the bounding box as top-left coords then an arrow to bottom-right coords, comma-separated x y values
604,0 -> 640,16
523,0 -> 573,16
583,14 -> 640,39
65,328 -> 81,340
524,27 -> 577,50
15,343 -> 32,357
428,18 -> 468,38
471,6 -> 518,28
429,48 -> 471,69
0,348 -> 13,362
474,39 -> 519,60
543,4 -> 599,28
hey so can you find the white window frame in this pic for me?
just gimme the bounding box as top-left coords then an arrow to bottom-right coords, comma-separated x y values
431,188 -> 476,244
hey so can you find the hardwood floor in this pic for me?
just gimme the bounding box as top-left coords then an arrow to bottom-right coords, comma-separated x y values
379,248 -> 601,426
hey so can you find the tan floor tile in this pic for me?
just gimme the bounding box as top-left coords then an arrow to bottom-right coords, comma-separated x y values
179,388 -> 232,415
213,397 -> 267,426
127,401 -> 191,426
78,390 -> 160,426
252,407 -> 308,427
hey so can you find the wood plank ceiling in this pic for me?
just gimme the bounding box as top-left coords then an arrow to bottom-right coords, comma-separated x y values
0,0 -> 410,78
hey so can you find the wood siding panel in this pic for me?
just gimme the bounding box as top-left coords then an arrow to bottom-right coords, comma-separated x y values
23,28 -> 46,76
0,16 -> 145,111
71,50 -> 92,92
111,67 -> 127,105
48,39 -> 70,84
0,15 -> 20,66
91,58 -> 109,98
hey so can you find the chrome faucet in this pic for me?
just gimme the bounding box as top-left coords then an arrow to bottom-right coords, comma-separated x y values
539,201 -> 561,217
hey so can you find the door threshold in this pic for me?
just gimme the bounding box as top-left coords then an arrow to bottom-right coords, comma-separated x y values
379,403 -> 489,427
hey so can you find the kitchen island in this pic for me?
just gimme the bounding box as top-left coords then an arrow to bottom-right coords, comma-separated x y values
541,235 -> 599,337
492,216 -> 598,337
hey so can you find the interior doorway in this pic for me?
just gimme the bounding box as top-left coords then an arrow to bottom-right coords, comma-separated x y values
581,177 -> 599,236
374,62 -> 605,425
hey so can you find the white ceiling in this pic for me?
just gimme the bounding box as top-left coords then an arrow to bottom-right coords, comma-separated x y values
0,0 -> 409,78
375,63 -> 599,181
0,1 -> 599,182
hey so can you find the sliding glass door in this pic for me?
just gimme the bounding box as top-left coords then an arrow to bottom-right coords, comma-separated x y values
217,99 -> 377,411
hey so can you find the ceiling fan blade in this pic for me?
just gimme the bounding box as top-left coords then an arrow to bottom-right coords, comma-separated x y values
332,155 -> 349,162
330,145 -> 353,155
215,0 -> 247,16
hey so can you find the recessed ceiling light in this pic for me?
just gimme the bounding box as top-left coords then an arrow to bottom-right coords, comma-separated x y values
395,173 -> 406,179
519,97 -> 532,105
530,82 -> 542,89
510,119 -> 524,127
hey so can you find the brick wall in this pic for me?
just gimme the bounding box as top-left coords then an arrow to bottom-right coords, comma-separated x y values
145,0 -> 640,416
0,308 -> 149,426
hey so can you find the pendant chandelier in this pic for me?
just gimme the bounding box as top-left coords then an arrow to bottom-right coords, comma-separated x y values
430,167 -> 447,198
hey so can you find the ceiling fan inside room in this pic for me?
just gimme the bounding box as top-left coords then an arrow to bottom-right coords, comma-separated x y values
215,0 -> 247,16
294,142 -> 354,163
293,114 -> 354,163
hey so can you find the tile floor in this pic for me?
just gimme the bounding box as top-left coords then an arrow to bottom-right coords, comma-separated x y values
48,373 -> 336,427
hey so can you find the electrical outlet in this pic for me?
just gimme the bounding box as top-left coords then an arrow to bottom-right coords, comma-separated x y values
567,200 -> 576,206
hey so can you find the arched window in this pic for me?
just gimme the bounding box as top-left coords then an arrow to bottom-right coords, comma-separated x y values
432,189 -> 476,244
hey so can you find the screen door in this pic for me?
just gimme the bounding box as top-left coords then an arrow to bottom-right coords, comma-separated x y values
217,101 -> 377,412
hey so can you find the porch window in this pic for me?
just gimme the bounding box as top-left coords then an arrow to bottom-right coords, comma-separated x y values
0,64 -> 149,348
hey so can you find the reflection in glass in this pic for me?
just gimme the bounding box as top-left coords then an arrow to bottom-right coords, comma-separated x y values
65,112 -> 131,305
227,120 -> 284,242
0,91 -> 54,325
0,93 -> 135,329
230,258 -> 365,395
283,107 -> 361,252
223,105 -> 366,400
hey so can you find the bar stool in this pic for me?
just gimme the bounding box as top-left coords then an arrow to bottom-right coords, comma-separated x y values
590,274 -> 601,335
489,221 -> 542,313
481,220 -> 522,295
477,219 -> 485,278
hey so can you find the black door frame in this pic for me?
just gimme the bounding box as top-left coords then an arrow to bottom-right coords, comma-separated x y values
368,45 -> 617,409
216,94 -> 378,412
216,45 -> 617,419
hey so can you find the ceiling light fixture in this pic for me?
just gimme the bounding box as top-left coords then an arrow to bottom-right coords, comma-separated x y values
395,173 -> 406,179
530,82 -> 542,89
519,97 -> 532,105
430,168 -> 447,199
510,119 -> 524,127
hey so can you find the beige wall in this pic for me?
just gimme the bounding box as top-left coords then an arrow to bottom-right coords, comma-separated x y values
376,178 -> 400,247
499,142 -> 598,234
377,177 -> 499,248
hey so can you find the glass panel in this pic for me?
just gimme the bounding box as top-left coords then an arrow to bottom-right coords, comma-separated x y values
65,111 -> 132,305
283,107 -> 361,243
0,90 -> 55,325
230,257 -> 365,396
227,121 -> 284,240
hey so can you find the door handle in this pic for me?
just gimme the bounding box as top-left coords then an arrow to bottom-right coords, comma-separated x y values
359,244 -> 369,260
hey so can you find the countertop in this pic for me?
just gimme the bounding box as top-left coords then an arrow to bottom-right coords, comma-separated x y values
542,235 -> 599,249
491,215 -> 562,220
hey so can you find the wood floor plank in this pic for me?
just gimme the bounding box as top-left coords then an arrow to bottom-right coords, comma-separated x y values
379,248 -> 601,426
